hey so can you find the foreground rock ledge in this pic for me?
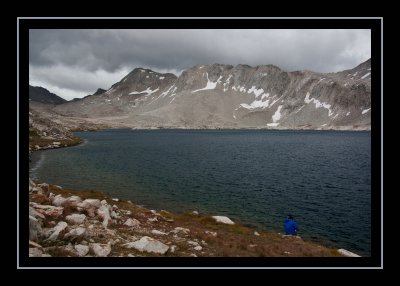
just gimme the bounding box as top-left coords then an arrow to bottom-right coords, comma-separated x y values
28,179 -> 352,257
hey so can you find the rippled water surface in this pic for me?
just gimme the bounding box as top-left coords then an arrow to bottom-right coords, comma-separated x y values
30,129 -> 371,255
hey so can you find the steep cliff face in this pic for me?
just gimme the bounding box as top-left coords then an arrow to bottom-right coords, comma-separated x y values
52,59 -> 371,129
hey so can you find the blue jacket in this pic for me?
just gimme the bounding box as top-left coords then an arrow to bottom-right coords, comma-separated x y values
284,218 -> 299,235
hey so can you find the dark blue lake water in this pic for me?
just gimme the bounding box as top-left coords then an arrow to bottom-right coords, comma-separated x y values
29,129 -> 371,256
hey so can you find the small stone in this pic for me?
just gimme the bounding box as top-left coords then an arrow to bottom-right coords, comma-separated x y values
205,230 -> 217,237
172,227 -> 190,234
188,241 -> 199,246
124,218 -> 140,227
194,246 -> 203,251
151,229 -> 167,236
29,240 -> 42,248
110,211 -> 118,219
254,231 -> 260,236
192,211 -> 199,215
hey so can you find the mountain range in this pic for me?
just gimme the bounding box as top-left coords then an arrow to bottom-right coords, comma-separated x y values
30,59 -> 372,130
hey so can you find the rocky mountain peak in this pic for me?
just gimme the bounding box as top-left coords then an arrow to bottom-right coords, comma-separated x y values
92,88 -> 106,96
103,68 -> 177,98
29,85 -> 67,105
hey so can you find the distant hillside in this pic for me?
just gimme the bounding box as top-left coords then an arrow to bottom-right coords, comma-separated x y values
29,85 -> 67,105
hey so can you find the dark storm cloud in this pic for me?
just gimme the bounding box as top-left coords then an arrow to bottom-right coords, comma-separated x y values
29,29 -> 371,100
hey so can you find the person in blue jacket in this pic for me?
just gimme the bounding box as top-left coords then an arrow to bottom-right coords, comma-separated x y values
284,215 -> 299,235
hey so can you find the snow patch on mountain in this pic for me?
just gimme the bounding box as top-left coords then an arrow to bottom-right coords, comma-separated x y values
240,93 -> 270,110
304,92 -> 333,116
223,75 -> 233,92
247,86 -> 264,97
129,87 -> 159,96
361,108 -> 370,114
272,105 -> 283,122
360,72 -> 370,80
192,73 -> 222,93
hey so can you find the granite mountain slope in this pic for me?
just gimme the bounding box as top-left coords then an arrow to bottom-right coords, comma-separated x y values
49,59 -> 372,130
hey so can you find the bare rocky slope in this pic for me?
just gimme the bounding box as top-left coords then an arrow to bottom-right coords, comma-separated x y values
50,59 -> 371,130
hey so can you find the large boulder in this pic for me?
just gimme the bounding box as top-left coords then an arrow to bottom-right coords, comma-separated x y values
79,199 -> 102,209
337,249 -> 361,257
64,227 -> 86,240
97,205 -> 111,228
30,193 -> 49,204
34,204 -> 64,219
66,214 -> 86,225
90,243 -> 111,257
37,183 -> 49,195
51,195 -> 67,207
29,206 -> 45,219
29,215 -> 42,241
47,221 -> 68,241
212,216 -> 235,225
74,244 -> 89,257
67,196 -> 82,204
123,236 -> 169,255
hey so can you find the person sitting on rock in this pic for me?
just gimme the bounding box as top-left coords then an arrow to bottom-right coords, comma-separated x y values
284,215 -> 299,236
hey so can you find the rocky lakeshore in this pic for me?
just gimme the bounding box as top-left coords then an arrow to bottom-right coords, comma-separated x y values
28,179 -> 358,257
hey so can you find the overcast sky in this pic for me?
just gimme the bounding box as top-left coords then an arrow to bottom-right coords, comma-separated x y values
29,29 -> 371,100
